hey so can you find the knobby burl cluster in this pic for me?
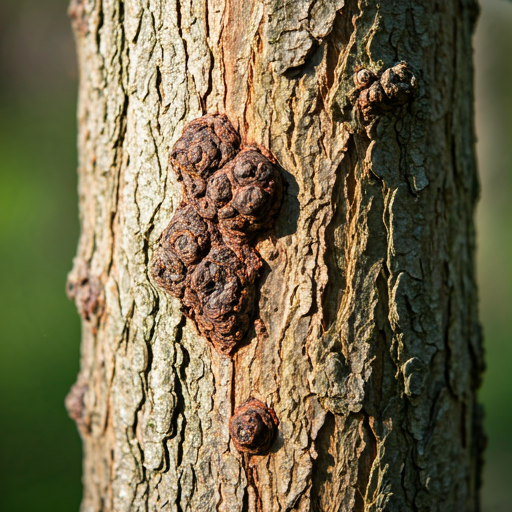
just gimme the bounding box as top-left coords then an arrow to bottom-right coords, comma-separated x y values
151,114 -> 283,356
354,61 -> 418,121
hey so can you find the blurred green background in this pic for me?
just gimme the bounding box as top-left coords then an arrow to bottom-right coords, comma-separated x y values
0,0 -> 510,510
0,0 -> 82,510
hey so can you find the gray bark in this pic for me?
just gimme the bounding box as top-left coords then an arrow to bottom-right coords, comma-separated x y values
66,0 -> 485,511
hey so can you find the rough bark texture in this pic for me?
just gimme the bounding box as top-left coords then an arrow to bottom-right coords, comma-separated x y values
66,0 -> 485,511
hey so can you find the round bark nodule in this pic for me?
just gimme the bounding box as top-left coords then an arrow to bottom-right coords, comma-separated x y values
229,398 -> 279,455
354,68 -> 377,89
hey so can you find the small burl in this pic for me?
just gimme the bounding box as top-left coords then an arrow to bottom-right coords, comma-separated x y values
151,114 -> 283,355
229,398 -> 278,455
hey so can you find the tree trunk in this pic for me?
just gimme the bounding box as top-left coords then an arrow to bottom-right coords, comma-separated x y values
66,0 -> 485,511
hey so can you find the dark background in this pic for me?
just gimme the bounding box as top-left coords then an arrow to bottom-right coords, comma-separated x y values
0,0 -> 510,510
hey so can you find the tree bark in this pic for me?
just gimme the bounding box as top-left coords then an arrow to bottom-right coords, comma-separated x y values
66,0 -> 485,511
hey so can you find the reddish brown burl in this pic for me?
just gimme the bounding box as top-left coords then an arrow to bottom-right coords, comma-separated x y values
65,381 -> 89,433
229,398 -> 279,455
66,271 -> 104,324
151,114 -> 283,355
356,61 -> 418,121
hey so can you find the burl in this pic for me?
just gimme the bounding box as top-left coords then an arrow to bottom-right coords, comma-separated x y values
151,114 -> 283,356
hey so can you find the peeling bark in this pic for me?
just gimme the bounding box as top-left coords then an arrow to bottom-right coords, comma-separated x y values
67,0 -> 485,511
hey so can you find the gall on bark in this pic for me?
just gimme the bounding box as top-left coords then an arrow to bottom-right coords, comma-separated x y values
355,61 -> 418,121
151,114 -> 283,356
229,398 -> 279,455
